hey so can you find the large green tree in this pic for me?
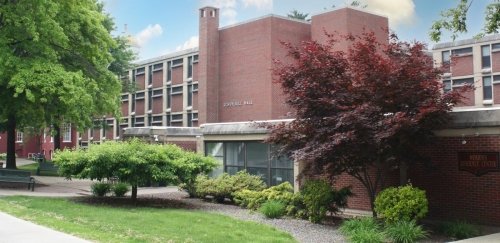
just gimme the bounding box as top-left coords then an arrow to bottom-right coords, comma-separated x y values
0,0 -> 133,168
430,0 -> 500,42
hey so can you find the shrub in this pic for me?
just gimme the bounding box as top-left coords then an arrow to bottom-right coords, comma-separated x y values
301,179 -> 351,223
384,220 -> 428,243
233,182 -> 294,210
374,184 -> 428,223
340,217 -> 385,243
91,182 -> 111,197
0,153 -> 6,160
175,152 -> 218,197
259,200 -> 286,219
439,221 -> 480,240
195,171 -> 266,203
112,183 -> 130,197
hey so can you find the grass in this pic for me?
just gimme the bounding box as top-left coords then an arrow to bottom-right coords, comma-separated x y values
438,220 -> 480,240
17,163 -> 59,177
0,196 -> 296,243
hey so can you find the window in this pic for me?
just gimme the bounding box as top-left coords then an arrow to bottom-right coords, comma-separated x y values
188,84 -> 193,107
167,86 -> 171,109
148,114 -> 152,126
152,89 -> 163,97
205,142 -> 294,186
193,83 -> 198,92
135,92 -> 145,99
187,112 -> 193,127
136,67 -> 145,75
134,117 -> 144,127
172,58 -> 183,67
121,94 -> 128,101
192,112 -> 198,121
167,61 -> 172,81
444,78 -> 473,93
483,76 -> 492,101
147,89 -> 153,111
452,47 -> 473,56
131,93 -> 136,112
188,56 -> 193,79
152,115 -> 163,126
492,43 -> 500,50
442,50 -> 451,72
171,86 -> 183,95
193,55 -> 199,63
153,63 -> 163,71
62,123 -> 71,142
166,113 -> 171,126
132,69 -> 136,83
148,65 -> 153,85
482,45 -> 491,69
115,121 -> 121,138
16,131 -> 23,143
171,113 -> 183,122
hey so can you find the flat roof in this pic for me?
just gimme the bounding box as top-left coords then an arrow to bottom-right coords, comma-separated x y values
433,34 -> 500,50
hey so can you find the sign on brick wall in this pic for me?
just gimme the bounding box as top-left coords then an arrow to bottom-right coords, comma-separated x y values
458,152 -> 500,176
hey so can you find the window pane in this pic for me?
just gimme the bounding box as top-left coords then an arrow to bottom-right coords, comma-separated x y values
442,51 -> 450,63
453,78 -> 473,86
246,142 -> 268,168
483,76 -> 493,100
226,142 -> 245,166
271,169 -> 294,186
443,80 -> 452,92
226,166 -> 244,175
482,45 -> 491,68
271,155 -> 293,168
246,167 -> 268,185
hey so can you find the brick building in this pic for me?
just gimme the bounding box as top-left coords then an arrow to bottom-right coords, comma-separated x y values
1,6 -> 500,225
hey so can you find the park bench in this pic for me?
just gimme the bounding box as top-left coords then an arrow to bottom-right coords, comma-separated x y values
0,169 -> 35,191
36,161 -> 58,176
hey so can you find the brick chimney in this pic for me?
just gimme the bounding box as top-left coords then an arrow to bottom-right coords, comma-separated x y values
198,6 -> 220,124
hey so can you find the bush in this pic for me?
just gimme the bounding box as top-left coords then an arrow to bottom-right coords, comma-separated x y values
112,183 -> 130,197
439,221 -> 480,240
340,217 -> 385,243
259,200 -> 286,219
374,184 -> 428,223
175,152 -> 218,197
91,182 -> 111,197
301,179 -> 351,223
195,171 -> 266,203
0,153 -> 6,160
384,220 -> 428,243
233,182 -> 294,210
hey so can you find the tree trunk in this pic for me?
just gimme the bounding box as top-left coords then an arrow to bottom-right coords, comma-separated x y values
369,190 -> 377,217
6,113 -> 17,169
53,123 -> 61,151
399,160 -> 409,185
131,185 -> 138,201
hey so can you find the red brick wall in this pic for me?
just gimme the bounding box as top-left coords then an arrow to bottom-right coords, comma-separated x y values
172,66 -> 183,85
152,97 -> 163,114
452,55 -> 474,77
193,63 -> 199,81
492,52 -> 500,73
329,136 -> 500,226
494,83 -> 500,104
135,99 -> 145,116
168,140 -> 197,151
121,102 -> 129,116
136,74 -> 145,90
105,127 -> 114,140
311,8 -> 389,51
152,70 -> 163,88
412,136 -> 500,225
171,95 -> 183,112
457,89 -> 475,106
270,18 -> 310,119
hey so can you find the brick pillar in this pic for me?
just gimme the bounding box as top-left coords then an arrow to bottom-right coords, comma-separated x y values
198,6 -> 220,124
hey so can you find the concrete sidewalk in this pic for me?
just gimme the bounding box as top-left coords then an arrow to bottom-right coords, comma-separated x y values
0,212 -> 90,243
452,233 -> 500,242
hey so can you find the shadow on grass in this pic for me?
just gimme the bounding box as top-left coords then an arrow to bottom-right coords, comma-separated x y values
72,196 -> 199,210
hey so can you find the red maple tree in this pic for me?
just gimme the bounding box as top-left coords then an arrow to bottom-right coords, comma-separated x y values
268,32 -> 468,213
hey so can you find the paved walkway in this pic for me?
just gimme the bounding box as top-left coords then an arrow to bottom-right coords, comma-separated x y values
0,212 -> 90,243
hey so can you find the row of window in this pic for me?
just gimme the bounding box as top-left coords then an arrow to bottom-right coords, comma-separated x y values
123,83 -> 199,113
441,43 -> 500,71
443,75 -> 500,102
15,124 -> 72,143
130,54 -> 199,86
205,141 -> 294,187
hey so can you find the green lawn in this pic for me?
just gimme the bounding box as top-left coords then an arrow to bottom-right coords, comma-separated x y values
0,196 -> 296,243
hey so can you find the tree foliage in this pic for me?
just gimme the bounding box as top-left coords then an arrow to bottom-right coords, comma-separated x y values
53,139 -> 217,200
430,0 -> 500,42
0,0 -> 134,168
287,10 -> 310,21
268,32 -> 467,213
